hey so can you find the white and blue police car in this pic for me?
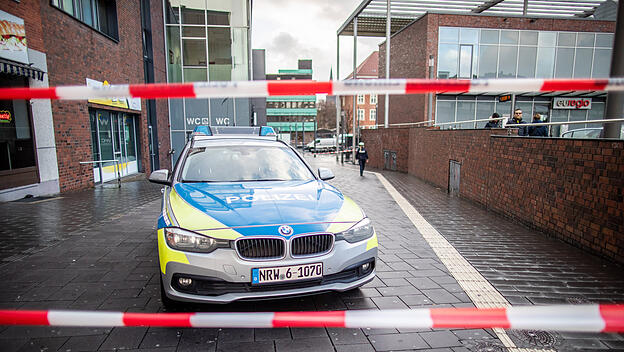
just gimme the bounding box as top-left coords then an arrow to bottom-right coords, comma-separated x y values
150,126 -> 378,305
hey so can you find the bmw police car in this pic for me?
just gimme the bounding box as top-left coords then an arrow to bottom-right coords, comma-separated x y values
150,126 -> 378,305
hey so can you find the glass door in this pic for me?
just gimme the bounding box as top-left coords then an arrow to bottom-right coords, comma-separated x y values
124,115 -> 138,175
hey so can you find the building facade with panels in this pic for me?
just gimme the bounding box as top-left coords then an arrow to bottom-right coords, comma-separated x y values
164,0 -> 252,164
266,59 -> 317,146
0,0 -> 169,201
377,12 -> 616,136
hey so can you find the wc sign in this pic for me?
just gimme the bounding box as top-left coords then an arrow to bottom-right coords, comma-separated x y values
553,97 -> 592,110
186,117 -> 231,126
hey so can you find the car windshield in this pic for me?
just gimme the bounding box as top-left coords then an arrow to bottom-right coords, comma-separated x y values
180,144 -> 315,183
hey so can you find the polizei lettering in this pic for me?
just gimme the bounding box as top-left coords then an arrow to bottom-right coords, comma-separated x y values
226,194 -> 315,204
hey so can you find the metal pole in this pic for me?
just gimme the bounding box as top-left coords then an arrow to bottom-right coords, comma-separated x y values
605,0 -> 624,138
384,0 -> 391,128
336,35 -> 341,161
428,55 -> 434,125
352,16 -> 358,164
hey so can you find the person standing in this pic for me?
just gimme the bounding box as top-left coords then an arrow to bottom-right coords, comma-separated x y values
528,113 -> 548,137
356,142 -> 368,176
508,108 -> 528,136
484,112 -> 501,128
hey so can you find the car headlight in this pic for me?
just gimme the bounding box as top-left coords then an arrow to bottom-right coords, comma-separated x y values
335,218 -> 374,243
164,227 -> 229,253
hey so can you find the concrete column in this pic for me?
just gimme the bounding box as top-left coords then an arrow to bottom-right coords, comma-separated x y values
605,0 -> 624,138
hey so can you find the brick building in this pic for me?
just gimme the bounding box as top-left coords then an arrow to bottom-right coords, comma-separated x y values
342,51 -> 379,133
0,0 -> 169,201
376,13 -> 616,133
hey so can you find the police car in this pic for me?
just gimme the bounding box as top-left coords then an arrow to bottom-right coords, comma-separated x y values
149,126 -> 378,305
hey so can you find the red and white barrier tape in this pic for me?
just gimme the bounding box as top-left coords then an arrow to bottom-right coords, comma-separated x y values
0,305 -> 622,332
0,78 -> 623,101
311,148 -> 353,155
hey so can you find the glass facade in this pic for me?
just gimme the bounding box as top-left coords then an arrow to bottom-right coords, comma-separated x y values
438,27 -> 613,79
436,27 -> 614,136
165,0 -> 251,163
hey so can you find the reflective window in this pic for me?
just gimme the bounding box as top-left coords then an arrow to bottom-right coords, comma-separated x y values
498,46 -> 518,78
587,102 -> 604,128
182,26 -> 205,37
438,44 -> 458,78
436,100 -> 456,127
459,45 -> 474,78
208,28 -> 233,81
501,30 -> 519,45
573,48 -> 593,78
167,27 -> 182,82
439,27 -> 459,43
456,101 -> 475,125
515,102 -> 532,120
536,47 -> 555,78
476,101 -> 495,128
558,32 -> 576,46
555,48 -> 574,78
595,33 -> 614,47
182,39 -> 206,66
592,49 -> 612,78
184,68 -> 207,82
519,31 -> 538,45
480,29 -> 499,44
538,32 -> 557,47
478,45 -> 498,78
577,33 -> 595,47
460,28 -> 479,43
518,47 -> 537,78
182,7 -> 205,24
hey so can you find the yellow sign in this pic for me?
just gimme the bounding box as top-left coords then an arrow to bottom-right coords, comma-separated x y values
87,79 -> 129,109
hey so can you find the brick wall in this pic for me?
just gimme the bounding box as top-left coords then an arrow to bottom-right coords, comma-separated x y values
364,127 -> 624,264
378,13 -> 616,126
40,0 -> 168,191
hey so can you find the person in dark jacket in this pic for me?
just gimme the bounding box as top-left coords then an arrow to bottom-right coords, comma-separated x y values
528,113 -> 548,137
484,112 -> 500,128
355,142 -> 368,176
508,108 -> 528,136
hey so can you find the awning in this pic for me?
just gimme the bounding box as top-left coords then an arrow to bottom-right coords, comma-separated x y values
0,58 -> 45,81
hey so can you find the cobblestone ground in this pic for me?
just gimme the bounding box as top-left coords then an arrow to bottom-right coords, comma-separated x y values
0,155 -> 621,351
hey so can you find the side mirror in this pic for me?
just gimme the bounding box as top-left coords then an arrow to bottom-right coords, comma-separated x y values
149,169 -> 171,186
318,168 -> 334,181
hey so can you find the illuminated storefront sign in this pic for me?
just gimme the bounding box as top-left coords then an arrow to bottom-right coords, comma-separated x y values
553,97 -> 592,110
0,110 -> 11,123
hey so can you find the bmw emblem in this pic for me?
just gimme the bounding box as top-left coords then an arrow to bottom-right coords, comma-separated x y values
278,225 -> 293,236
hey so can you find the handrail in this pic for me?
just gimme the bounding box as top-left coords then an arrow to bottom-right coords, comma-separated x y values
434,117 -> 505,127
505,118 -> 624,127
79,159 -> 121,188
361,120 -> 434,129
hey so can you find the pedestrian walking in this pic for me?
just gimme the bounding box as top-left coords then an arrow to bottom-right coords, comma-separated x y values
356,142 -> 368,176
484,112 -> 500,128
508,108 -> 528,136
528,113 -> 548,137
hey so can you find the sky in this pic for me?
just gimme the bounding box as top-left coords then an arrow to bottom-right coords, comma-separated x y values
251,0 -> 385,81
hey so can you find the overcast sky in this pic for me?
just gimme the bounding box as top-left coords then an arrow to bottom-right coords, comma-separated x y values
251,0 -> 385,81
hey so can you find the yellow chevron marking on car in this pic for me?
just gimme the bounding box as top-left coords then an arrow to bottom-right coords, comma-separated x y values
366,232 -> 378,251
169,188 -> 242,240
325,196 -> 363,233
158,228 -> 189,274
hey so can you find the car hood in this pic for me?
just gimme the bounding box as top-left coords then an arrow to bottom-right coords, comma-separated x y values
164,180 -> 364,238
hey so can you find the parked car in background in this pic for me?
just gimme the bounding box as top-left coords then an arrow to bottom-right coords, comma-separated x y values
562,128 -> 602,139
306,138 -> 336,152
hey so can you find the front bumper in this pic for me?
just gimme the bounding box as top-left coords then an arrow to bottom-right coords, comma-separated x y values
159,231 -> 378,304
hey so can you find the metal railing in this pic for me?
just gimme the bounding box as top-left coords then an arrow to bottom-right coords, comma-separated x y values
79,159 -> 121,188
360,120 -> 434,129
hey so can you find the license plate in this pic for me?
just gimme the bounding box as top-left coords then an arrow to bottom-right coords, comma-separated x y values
252,263 -> 323,284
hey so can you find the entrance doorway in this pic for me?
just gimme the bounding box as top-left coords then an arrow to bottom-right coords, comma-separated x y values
89,109 -> 139,183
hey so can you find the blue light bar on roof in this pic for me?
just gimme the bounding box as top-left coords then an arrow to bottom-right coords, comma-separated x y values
260,126 -> 277,136
192,126 -> 212,136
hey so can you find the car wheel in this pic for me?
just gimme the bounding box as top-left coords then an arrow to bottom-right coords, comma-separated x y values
160,275 -> 181,311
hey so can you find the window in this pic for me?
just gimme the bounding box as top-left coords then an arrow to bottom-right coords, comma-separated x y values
358,109 -> 365,121
357,95 -> 365,104
370,94 -> 377,104
370,109 -> 376,121
51,0 -> 119,40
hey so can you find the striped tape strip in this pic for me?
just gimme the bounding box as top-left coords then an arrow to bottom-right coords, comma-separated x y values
0,78 -> 623,101
0,305 -> 622,332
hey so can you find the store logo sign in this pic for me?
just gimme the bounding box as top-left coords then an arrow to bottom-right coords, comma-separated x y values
0,110 -> 11,123
553,97 -> 592,110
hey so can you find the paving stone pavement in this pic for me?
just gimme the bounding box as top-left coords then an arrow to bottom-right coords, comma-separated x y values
0,155 -> 621,351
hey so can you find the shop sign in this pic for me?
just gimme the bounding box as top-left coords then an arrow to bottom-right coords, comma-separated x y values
86,78 -> 142,111
0,10 -> 28,64
186,116 -> 231,126
0,110 -> 11,123
553,97 -> 592,110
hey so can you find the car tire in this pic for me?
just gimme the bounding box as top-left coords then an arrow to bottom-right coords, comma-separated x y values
160,275 -> 181,311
